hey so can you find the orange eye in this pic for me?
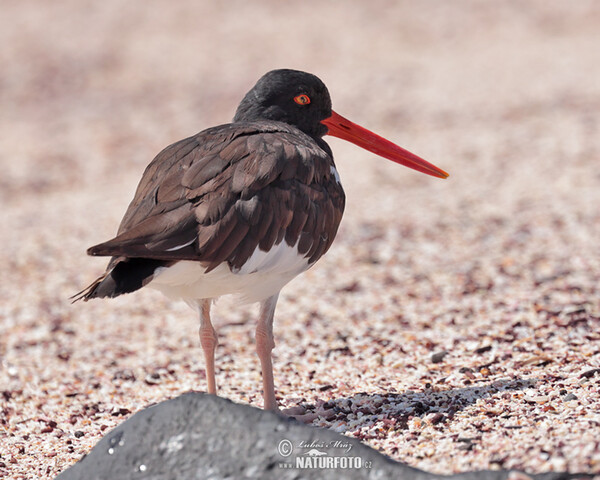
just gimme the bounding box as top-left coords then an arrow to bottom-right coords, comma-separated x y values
294,94 -> 311,105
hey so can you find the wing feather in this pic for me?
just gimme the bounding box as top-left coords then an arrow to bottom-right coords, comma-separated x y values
88,121 -> 345,274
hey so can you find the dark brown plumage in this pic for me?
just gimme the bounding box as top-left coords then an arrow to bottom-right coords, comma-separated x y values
75,122 -> 344,302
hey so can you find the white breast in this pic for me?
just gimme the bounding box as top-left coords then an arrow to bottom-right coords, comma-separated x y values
148,240 -> 311,304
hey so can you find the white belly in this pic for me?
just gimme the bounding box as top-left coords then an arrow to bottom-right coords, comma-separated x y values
147,240 -> 311,304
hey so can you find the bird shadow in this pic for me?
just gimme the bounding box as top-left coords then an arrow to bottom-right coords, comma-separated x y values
287,377 -> 537,434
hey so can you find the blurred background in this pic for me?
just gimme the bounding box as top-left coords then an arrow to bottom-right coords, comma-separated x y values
3,0 -> 598,216
1,0 -> 600,477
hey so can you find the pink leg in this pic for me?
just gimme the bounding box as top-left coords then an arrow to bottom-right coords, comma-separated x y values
198,299 -> 218,395
256,294 -> 279,411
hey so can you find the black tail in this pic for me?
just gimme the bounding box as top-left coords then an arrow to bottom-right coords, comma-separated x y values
72,258 -> 172,302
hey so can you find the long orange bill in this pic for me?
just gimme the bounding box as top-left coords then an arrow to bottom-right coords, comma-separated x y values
322,110 -> 449,179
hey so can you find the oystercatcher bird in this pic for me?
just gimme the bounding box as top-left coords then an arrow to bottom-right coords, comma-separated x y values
75,69 -> 448,411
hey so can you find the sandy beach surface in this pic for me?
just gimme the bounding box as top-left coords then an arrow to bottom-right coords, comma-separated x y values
1,1 -> 599,477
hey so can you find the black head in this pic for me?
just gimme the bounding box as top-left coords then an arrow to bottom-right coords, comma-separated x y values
233,69 -> 332,138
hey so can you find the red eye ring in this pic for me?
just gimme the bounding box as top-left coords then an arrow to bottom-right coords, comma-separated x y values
294,94 -> 311,105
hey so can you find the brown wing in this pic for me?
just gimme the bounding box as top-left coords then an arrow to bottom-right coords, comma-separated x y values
88,122 -> 345,272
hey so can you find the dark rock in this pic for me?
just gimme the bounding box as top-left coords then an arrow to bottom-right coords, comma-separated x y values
431,351 -> 448,363
579,368 -> 600,379
56,393 -> 592,480
474,345 -> 493,354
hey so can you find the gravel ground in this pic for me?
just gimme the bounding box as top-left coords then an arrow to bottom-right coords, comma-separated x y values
1,1 -> 600,478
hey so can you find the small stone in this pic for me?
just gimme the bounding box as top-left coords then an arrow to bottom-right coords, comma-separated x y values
110,407 -> 131,417
580,368 -> 600,379
431,351 -> 448,363
427,412 -> 445,425
144,372 -> 161,385
474,345 -> 492,354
